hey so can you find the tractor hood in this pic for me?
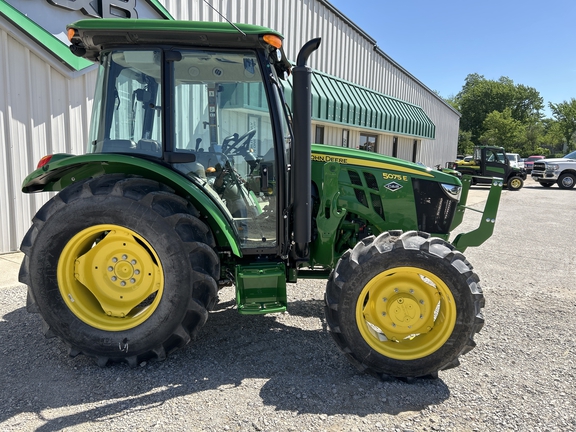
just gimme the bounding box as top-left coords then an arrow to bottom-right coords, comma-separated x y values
310,144 -> 460,185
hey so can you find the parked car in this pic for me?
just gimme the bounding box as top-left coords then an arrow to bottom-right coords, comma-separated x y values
531,150 -> 576,189
524,155 -> 545,173
455,155 -> 474,165
506,153 -> 521,168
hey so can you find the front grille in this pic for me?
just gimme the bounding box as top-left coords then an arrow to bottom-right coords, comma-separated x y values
412,179 -> 457,234
533,162 -> 546,171
346,169 -> 385,220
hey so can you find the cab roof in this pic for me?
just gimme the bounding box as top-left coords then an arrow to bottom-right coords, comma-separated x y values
67,19 -> 285,62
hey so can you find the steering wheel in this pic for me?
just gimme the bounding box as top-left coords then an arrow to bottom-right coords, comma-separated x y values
222,129 -> 257,156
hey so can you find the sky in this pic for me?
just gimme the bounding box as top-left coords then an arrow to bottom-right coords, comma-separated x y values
327,0 -> 575,117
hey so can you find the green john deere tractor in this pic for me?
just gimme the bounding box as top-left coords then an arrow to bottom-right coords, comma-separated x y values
19,19 -> 502,378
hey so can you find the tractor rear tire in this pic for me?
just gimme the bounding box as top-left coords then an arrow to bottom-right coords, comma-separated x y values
19,174 -> 220,367
324,230 -> 484,378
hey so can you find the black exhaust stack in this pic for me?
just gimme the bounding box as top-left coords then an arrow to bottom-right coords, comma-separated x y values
291,37 -> 321,259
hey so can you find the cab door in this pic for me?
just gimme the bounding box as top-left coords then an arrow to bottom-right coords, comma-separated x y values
482,148 -> 507,179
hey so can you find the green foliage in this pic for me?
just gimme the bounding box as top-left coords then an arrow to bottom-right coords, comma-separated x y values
549,99 -> 576,152
479,108 -> 525,151
457,130 -> 474,156
541,119 -> 565,154
449,72 -> 576,161
443,95 -> 460,112
456,74 -> 543,145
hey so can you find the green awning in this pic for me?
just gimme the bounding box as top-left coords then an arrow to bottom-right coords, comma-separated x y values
282,70 -> 435,140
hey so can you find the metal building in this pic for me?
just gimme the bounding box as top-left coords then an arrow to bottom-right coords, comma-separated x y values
0,0 -> 460,253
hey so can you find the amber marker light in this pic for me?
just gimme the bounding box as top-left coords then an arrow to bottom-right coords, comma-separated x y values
67,28 -> 77,42
263,34 -> 282,49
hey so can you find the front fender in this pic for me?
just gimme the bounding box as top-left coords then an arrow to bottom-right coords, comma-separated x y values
22,153 -> 242,257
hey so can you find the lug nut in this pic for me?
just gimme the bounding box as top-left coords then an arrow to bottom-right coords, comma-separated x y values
108,266 -> 113,272
131,259 -> 137,265
130,278 -> 136,284
120,281 -> 126,287
134,270 -> 140,275
112,257 -> 118,263
122,254 -> 128,260
111,276 -> 117,281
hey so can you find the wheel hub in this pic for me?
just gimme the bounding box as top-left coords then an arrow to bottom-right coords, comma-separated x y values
390,296 -> 420,327
370,281 -> 437,341
355,266 -> 456,359
58,224 -> 163,330
110,255 -> 140,286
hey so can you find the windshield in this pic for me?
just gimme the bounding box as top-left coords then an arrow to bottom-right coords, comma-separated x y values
564,150 -> 576,159
170,49 -> 278,249
485,148 -> 505,163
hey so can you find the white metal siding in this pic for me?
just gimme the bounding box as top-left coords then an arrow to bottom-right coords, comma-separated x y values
0,0 -> 459,252
0,20 -> 96,253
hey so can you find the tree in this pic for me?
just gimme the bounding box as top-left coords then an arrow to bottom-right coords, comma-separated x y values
549,99 -> 576,153
456,74 -> 544,144
541,118 -> 564,155
457,130 -> 474,156
479,108 -> 525,151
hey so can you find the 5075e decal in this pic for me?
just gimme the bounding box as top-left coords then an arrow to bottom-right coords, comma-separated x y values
382,172 -> 408,182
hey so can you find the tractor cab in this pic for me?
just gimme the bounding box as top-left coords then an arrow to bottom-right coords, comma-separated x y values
81,22 -> 298,254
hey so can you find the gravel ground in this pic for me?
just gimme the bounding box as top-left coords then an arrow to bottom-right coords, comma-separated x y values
1,177 -> 575,431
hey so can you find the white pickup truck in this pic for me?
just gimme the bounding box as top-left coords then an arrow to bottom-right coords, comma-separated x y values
531,150 -> 576,189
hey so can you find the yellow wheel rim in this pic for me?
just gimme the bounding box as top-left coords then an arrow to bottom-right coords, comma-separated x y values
510,178 -> 521,189
355,266 -> 457,360
57,224 -> 164,331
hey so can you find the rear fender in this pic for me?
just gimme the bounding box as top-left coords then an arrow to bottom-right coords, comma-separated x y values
22,153 -> 242,257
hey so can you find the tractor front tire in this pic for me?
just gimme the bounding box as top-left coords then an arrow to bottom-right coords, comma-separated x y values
19,175 -> 220,367
324,231 -> 484,378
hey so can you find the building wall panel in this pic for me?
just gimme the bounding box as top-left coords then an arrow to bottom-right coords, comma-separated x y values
0,21 -> 96,253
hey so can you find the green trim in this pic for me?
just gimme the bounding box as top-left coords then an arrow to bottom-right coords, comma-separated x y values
0,0 -> 92,70
283,70 -> 436,140
0,0 -> 173,71
147,0 -> 174,20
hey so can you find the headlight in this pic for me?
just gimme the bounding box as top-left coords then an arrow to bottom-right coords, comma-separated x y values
546,164 -> 559,171
441,183 -> 462,200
